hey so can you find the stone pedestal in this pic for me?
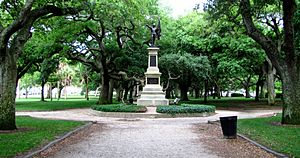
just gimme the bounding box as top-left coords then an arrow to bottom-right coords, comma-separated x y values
137,47 -> 169,106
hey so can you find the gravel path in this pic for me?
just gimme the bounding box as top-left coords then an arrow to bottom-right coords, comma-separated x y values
18,108 -> 280,158
47,120 -> 219,158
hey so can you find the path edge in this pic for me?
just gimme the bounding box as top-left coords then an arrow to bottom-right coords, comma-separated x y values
90,109 -> 215,118
19,121 -> 94,158
237,133 -> 289,158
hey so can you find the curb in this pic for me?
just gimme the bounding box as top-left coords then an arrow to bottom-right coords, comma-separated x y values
237,133 -> 289,158
20,122 -> 94,158
90,109 -> 215,118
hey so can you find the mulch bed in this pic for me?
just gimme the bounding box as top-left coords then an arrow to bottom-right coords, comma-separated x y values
193,123 -> 276,158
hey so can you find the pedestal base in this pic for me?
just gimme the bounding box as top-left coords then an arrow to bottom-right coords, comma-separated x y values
137,85 -> 169,106
137,47 -> 169,106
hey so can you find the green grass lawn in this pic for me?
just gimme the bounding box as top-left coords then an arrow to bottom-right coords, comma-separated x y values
238,114 -> 300,157
16,99 -> 97,111
16,97 -> 123,111
180,97 -> 282,109
0,116 -> 85,158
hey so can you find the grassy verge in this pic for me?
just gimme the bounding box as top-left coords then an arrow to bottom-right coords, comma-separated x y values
0,116 -> 85,158
16,100 -> 97,111
91,104 -> 147,113
156,104 -> 215,114
238,114 -> 300,157
180,98 -> 282,109
16,97 -> 123,111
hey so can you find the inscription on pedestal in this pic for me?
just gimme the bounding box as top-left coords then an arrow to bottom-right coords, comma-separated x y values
150,56 -> 156,67
147,78 -> 159,84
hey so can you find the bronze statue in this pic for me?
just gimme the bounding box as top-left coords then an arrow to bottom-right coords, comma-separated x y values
146,18 -> 161,47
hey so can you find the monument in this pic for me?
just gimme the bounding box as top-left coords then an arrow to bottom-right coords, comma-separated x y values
137,18 -> 169,106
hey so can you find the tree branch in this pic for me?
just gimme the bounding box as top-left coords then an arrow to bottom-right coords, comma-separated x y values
109,71 -> 142,83
163,70 -> 180,91
240,0 -> 283,76
68,52 -> 101,72
85,26 -> 106,53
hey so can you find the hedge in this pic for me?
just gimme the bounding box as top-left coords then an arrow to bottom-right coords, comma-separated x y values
156,104 -> 215,114
91,104 -> 147,113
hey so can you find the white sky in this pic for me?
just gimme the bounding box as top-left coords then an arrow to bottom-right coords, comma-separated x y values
159,0 -> 207,18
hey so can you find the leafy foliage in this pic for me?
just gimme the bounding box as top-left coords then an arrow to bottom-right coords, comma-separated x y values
156,104 -> 215,114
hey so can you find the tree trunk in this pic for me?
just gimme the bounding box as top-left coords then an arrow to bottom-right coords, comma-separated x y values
0,52 -> 17,130
267,71 -> 275,105
255,74 -> 263,101
243,76 -> 252,98
255,80 -> 260,101
281,68 -> 300,124
215,85 -> 221,99
199,89 -> 203,98
58,86 -> 63,100
98,73 -> 111,104
204,80 -> 208,103
190,89 -> 194,97
64,79 -> 67,100
123,88 -> 129,100
25,89 -> 28,99
225,90 -> 229,97
195,87 -> 200,98
46,84 -> 51,99
180,85 -> 189,101
260,81 -> 265,98
115,87 -> 123,102
174,87 -> 179,98
245,86 -> 251,98
50,83 -> 53,101
85,76 -> 89,101
57,81 -> 60,100
129,89 -> 133,99
266,57 -> 275,105
41,80 -> 46,101
166,88 -> 171,99
108,80 -> 114,103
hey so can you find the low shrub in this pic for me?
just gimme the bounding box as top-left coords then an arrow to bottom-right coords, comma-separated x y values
156,104 -> 215,114
231,93 -> 244,97
91,104 -> 147,113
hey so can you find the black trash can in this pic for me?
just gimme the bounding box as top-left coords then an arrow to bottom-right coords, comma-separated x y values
219,116 -> 237,139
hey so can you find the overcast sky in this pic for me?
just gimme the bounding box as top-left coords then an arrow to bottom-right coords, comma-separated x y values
159,0 -> 207,18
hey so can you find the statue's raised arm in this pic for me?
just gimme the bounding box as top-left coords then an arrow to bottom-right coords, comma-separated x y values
147,17 -> 161,47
